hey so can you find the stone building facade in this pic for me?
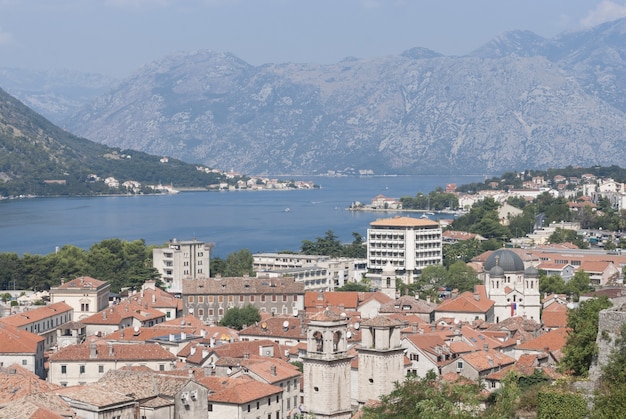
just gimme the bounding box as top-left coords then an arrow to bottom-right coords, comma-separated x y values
182,276 -> 305,324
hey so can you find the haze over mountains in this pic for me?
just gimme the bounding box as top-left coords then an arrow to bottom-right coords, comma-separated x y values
4,18 -> 626,176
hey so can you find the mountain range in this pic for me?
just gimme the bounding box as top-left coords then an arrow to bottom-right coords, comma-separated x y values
5,18 -> 626,176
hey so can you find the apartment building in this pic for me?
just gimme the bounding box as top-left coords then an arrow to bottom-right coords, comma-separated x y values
153,239 -> 212,294
182,276 -> 305,324
48,341 -> 177,386
367,216 -> 442,284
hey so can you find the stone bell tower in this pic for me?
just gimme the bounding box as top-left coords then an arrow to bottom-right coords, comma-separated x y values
302,308 -> 352,419
357,316 -> 405,404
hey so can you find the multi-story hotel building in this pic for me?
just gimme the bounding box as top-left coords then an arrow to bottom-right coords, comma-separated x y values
367,216 -> 442,284
153,239 -> 212,294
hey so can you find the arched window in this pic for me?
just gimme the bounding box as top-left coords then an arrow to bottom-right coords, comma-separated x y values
313,331 -> 323,352
333,331 -> 342,352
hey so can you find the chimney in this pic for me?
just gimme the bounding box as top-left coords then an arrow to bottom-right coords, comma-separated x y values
169,334 -> 175,342
152,294 -> 156,303
426,296 -> 431,304
191,346 -> 197,356
200,329 -> 207,338
108,343 -> 114,357
141,289 -> 144,298
102,311 -> 107,320
89,342 -> 97,359
202,348 -> 209,359
270,365 -> 277,376
209,337 -> 215,348
474,293 -> 480,301
181,331 -> 187,340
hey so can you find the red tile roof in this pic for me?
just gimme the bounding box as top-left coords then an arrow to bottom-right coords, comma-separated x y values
203,376 -> 282,404
0,302 -> 73,328
0,324 -> 44,353
542,303 -> 568,328
435,286 -> 494,314
370,216 -> 439,227
81,300 -> 165,325
516,328 -> 568,352
48,342 -> 176,362
52,276 -> 108,290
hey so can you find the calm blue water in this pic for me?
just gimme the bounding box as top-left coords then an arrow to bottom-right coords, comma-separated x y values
0,175 -> 484,258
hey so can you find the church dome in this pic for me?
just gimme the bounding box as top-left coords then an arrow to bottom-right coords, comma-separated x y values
484,249 -> 525,272
489,265 -> 505,277
524,266 -> 539,277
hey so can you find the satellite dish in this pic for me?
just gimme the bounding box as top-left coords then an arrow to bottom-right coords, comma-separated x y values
453,319 -> 459,325
134,325 -> 140,332
261,322 -> 267,329
283,320 -> 289,328
340,312 -> 346,318
354,322 -> 360,330
347,331 -> 352,338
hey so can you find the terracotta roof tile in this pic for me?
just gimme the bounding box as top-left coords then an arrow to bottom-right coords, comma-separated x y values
0,364 -> 60,406
52,276 -> 108,290
516,328 -> 568,352
460,349 -> 515,372
49,342 -> 176,362
436,286 -> 494,314
0,324 -> 44,353
204,377 -> 282,404
304,291 -> 360,310
0,302 -> 73,328
81,300 -> 165,325
379,295 -> 438,314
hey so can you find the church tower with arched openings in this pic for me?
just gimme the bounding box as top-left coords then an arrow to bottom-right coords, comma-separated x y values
302,308 -> 352,419
357,316 -> 405,404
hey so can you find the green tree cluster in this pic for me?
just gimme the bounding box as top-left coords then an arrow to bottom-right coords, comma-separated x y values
362,372 -> 481,419
539,270 -> 592,300
210,249 -> 255,278
400,188 -> 459,211
0,238 -> 160,293
560,296 -> 612,376
300,231 -> 366,258
219,305 -> 261,330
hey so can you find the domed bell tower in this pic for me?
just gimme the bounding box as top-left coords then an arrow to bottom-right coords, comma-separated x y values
302,308 -> 352,419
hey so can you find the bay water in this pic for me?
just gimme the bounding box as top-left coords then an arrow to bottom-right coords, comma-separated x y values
0,175 -> 485,258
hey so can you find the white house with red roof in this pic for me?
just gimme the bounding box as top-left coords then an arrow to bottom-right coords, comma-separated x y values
0,301 -> 73,350
50,276 -> 110,321
198,375 -> 285,419
434,285 -> 495,323
440,347 -> 515,381
0,324 -> 45,379
48,341 -> 176,386
80,300 -> 166,336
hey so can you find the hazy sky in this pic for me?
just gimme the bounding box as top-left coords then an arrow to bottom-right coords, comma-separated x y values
1,0 -> 625,77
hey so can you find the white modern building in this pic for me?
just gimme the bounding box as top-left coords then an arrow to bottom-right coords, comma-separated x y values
153,239 -> 212,294
367,216 -> 442,284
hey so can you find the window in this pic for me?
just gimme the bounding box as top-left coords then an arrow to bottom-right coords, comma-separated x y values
261,295 -> 266,302
208,404 -> 213,412
61,365 -> 67,374
410,353 -> 419,361
240,295 -> 245,302
229,295 -> 234,302
198,309 -> 204,317
268,397 -> 271,405
199,296 -> 204,303
98,365 -> 104,373
188,296 -> 194,303
218,296 -> 224,302
283,295 -> 287,302
250,295 -> 255,302
257,401 -> 260,409
22,359 -> 27,366
248,404 -> 251,412
79,365 -> 85,374
159,364 -> 165,371
208,296 -> 214,303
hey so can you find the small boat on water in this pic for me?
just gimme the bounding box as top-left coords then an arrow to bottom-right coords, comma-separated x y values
284,208 -> 291,212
